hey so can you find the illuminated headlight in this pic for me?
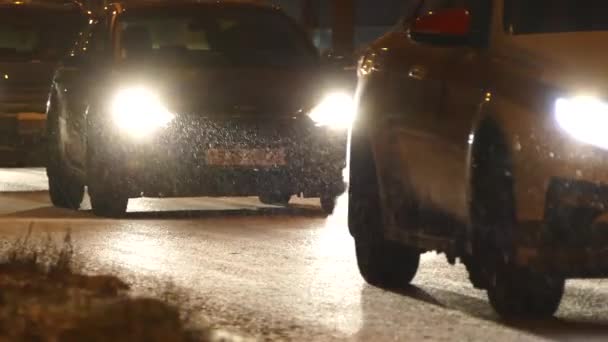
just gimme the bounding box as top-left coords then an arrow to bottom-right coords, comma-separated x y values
110,87 -> 174,138
555,95 -> 608,149
308,92 -> 355,130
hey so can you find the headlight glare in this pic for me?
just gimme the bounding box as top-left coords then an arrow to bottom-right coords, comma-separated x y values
308,92 -> 355,130
555,95 -> 608,150
110,87 -> 174,138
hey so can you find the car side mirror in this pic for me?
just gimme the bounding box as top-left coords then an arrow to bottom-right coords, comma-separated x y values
409,8 -> 472,46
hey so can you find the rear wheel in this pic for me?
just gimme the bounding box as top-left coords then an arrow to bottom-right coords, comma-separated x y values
46,91 -> 84,210
349,129 -> 419,289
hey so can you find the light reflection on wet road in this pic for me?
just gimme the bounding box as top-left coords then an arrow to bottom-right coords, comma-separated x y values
1,168 -> 608,340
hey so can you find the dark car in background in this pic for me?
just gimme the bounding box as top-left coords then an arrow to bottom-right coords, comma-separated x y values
47,1 -> 349,217
0,0 -> 88,163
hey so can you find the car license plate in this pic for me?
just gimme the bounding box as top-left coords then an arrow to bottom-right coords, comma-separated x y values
205,148 -> 286,166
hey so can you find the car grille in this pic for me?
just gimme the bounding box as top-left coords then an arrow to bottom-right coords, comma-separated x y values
168,116 -> 314,149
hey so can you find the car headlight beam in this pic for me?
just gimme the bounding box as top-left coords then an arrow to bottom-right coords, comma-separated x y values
110,87 -> 174,138
308,92 -> 355,130
555,95 -> 608,150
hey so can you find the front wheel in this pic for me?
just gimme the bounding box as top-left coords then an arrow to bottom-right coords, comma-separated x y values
487,266 -> 564,319
87,140 -> 129,218
356,239 -> 420,289
349,129 -> 419,289
471,121 -> 563,319
48,160 -> 84,210
259,192 -> 291,206
89,193 -> 128,217
320,194 -> 337,215
88,173 -> 129,218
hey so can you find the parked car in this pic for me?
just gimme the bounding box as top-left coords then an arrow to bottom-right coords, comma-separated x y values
350,0 -> 608,318
0,0 -> 88,163
47,1 -> 349,217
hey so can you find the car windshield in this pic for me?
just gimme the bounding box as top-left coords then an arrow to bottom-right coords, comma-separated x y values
117,7 -> 318,67
504,0 -> 608,34
0,9 -> 85,60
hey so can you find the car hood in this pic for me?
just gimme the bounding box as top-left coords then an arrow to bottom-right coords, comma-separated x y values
501,32 -> 608,95
110,65 -> 323,118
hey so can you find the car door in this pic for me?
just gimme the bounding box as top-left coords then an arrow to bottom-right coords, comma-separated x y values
373,0 -> 468,240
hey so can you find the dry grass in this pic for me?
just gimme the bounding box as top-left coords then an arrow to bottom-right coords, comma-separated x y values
0,228 -> 212,341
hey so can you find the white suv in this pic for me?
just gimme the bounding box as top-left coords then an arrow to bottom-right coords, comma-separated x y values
350,0 -> 608,318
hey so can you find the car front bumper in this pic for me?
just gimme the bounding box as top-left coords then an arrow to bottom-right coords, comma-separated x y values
508,124 -> 608,276
94,116 -> 347,198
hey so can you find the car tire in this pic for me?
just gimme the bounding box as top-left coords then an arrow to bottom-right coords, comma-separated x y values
487,265 -> 565,319
355,239 -> 420,289
86,141 -> 128,218
471,121 -> 563,318
259,192 -> 291,206
46,91 -> 84,210
48,159 -> 85,210
48,162 -> 85,210
349,129 -> 419,289
89,189 -> 129,218
320,194 -> 337,215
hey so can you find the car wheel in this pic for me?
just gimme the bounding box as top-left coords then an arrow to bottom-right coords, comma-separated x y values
349,129 -> 419,289
471,121 -> 563,318
259,192 -> 291,206
48,158 -> 85,210
46,92 -> 84,210
320,194 -> 337,215
86,144 -> 128,218
487,265 -> 564,319
355,239 -> 420,289
89,189 -> 129,218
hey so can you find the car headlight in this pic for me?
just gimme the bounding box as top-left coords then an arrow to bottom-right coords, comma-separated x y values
308,92 -> 355,130
110,87 -> 175,138
555,95 -> 608,150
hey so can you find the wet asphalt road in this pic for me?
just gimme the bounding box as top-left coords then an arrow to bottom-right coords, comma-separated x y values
2,168 -> 608,341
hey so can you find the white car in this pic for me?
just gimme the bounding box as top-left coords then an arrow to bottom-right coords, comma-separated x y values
350,0 -> 608,318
